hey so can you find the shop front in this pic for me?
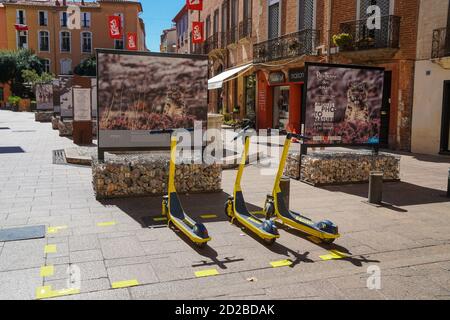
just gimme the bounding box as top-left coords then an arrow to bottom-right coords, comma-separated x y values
256,68 -> 305,133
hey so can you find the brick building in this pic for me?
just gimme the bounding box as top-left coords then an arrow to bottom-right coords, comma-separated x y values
176,0 -> 421,151
412,0 -> 450,155
0,0 -> 146,107
160,27 -> 177,53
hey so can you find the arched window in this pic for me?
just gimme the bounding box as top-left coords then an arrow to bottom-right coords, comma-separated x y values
39,30 -> 49,52
60,31 -> 71,52
81,31 -> 92,53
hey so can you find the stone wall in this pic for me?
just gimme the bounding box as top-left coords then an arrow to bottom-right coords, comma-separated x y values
285,151 -> 400,186
35,111 -> 53,122
51,116 -> 60,130
58,119 -> 98,137
92,154 -> 222,199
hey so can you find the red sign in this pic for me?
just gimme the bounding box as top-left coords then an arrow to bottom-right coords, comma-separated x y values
108,16 -> 122,39
192,22 -> 204,44
187,0 -> 203,11
126,33 -> 138,51
14,24 -> 29,31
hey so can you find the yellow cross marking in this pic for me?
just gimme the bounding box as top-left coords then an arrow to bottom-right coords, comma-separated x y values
270,259 -> 293,268
40,266 -> 54,277
44,245 -> 57,254
35,286 -> 80,300
111,280 -> 139,289
97,221 -> 117,227
195,269 -> 219,278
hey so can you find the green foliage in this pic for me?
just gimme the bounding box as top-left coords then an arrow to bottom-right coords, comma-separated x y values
0,49 -> 45,97
332,33 -> 353,48
22,69 -> 54,86
74,56 -> 96,76
8,95 -> 21,107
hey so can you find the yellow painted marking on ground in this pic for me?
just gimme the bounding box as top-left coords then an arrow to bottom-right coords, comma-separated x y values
40,265 -> 54,277
153,217 -> 168,222
195,269 -> 219,278
44,245 -> 57,254
47,226 -> 68,234
35,286 -> 80,300
307,236 -> 322,244
200,215 -> 218,219
111,279 -> 139,289
270,259 -> 293,268
320,250 -> 348,261
97,221 -> 117,227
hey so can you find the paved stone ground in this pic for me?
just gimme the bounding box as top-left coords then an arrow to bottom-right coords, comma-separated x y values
1,110 -> 450,300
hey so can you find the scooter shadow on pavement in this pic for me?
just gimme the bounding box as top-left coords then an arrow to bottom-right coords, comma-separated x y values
171,226 -> 245,270
279,225 -> 380,267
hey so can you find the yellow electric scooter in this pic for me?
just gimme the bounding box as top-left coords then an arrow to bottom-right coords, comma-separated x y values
225,135 -> 280,246
263,133 -> 340,244
162,136 -> 211,248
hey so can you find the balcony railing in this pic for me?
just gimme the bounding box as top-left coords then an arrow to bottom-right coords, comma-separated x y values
339,15 -> 400,51
432,27 -> 450,59
239,18 -> 252,39
226,25 -> 239,45
253,29 -> 320,64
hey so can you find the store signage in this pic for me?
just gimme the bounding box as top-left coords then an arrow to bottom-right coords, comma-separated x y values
126,32 -> 138,50
187,0 -> 203,11
73,88 -> 92,122
289,68 -> 305,83
108,16 -> 122,39
269,72 -> 285,85
192,22 -> 204,44
303,62 -> 385,146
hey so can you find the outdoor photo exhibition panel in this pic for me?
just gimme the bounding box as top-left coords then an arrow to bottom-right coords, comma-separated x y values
96,49 -> 208,156
52,79 -> 61,114
303,62 -> 385,147
59,76 -> 74,119
73,88 -> 92,122
91,78 -> 97,119
36,83 -> 54,111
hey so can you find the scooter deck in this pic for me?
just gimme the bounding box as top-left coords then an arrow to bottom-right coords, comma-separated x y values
169,192 -> 211,244
234,191 -> 279,240
275,193 -> 340,240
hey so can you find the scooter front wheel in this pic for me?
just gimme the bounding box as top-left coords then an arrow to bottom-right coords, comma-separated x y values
263,238 -> 276,246
224,201 -> 234,222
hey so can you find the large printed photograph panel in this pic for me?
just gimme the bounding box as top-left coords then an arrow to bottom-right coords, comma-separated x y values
304,63 -> 385,145
36,83 -> 54,111
97,51 -> 208,149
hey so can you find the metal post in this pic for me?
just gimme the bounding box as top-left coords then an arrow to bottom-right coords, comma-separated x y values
447,168 -> 450,198
280,176 -> 290,210
368,171 -> 383,205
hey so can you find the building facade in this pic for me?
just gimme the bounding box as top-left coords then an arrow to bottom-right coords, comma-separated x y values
0,0 -> 146,107
173,4 -> 192,54
412,0 -> 450,155
0,0 -> 146,75
160,27 -> 177,53
180,0 -> 420,151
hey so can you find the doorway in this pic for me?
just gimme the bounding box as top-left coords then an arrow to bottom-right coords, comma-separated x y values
272,86 -> 290,131
440,81 -> 450,154
380,71 -> 392,148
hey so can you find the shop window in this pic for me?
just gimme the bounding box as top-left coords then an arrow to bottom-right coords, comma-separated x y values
272,86 -> 290,131
244,75 -> 256,123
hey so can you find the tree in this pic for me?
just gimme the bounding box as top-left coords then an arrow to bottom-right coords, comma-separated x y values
0,49 -> 45,97
22,69 -> 54,86
74,56 -> 96,76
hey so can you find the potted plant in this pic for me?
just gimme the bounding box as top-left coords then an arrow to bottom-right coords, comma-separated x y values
332,33 -> 353,51
8,96 -> 21,112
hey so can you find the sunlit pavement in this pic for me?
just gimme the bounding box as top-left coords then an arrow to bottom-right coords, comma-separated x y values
1,110 -> 450,300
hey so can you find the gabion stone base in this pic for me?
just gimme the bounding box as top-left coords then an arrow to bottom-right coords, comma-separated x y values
51,116 -> 60,130
35,111 -> 53,122
284,151 -> 400,186
92,154 -> 222,199
58,119 -> 98,137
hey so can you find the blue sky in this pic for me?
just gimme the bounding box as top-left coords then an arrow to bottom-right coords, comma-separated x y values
140,0 -> 186,52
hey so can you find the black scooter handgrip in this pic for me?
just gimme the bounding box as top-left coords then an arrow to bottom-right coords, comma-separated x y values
232,125 -> 252,141
288,133 -> 312,141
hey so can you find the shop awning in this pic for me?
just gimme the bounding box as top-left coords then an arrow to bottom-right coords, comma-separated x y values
208,63 -> 253,90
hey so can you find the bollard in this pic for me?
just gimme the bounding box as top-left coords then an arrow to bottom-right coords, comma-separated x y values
280,176 -> 291,210
447,169 -> 450,198
368,171 -> 383,205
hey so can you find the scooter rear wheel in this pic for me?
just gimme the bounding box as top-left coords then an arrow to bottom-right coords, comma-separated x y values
263,238 -> 276,246
224,201 -> 234,222
196,242 -> 207,249
322,238 -> 335,244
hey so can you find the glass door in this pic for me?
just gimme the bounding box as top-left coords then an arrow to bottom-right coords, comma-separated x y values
272,86 -> 290,131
